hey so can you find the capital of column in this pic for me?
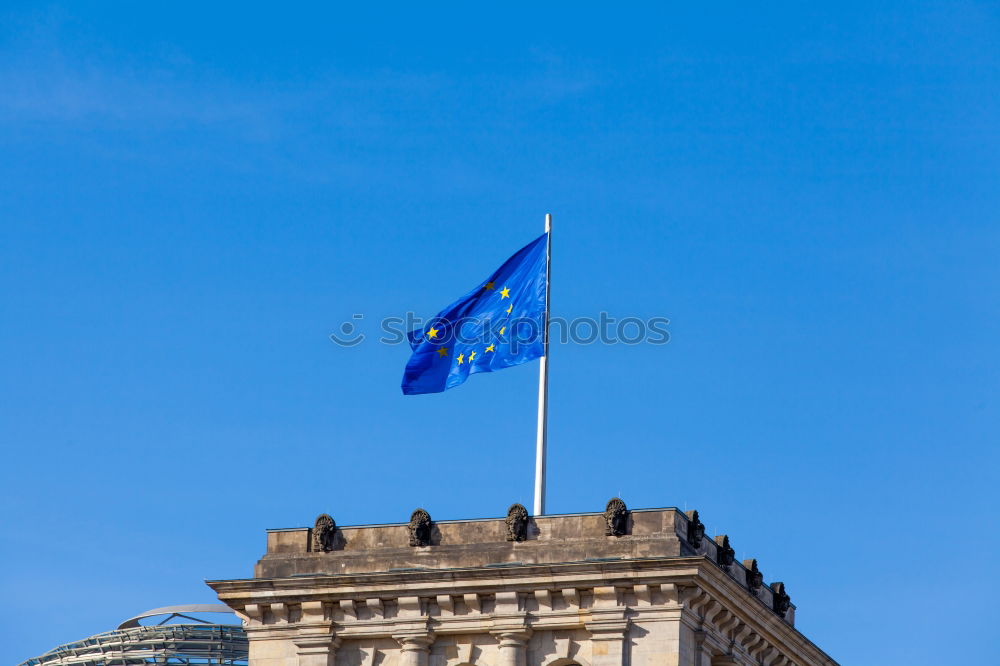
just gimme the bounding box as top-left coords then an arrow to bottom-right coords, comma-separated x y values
295,635 -> 341,648
584,618 -> 629,640
492,629 -> 533,647
294,635 -> 342,666
394,634 -> 435,652
493,629 -> 531,666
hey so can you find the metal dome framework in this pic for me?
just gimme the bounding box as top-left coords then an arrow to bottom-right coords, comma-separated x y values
19,605 -> 248,666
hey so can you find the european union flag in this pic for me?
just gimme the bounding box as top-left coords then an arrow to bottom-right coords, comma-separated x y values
402,232 -> 549,395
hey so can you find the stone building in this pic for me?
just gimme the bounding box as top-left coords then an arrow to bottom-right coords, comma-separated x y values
208,502 -> 836,666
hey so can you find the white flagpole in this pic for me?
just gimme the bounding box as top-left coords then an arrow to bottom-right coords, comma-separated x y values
534,213 -> 552,516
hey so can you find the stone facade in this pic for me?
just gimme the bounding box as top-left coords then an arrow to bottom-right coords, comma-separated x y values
208,505 -> 836,666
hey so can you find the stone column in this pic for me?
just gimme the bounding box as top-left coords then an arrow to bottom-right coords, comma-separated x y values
493,631 -> 532,666
294,636 -> 341,666
395,634 -> 434,666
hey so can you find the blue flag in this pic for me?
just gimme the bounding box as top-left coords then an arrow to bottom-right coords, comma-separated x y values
402,232 -> 549,395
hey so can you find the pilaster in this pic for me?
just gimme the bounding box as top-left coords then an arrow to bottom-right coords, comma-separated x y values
293,636 -> 341,666
586,588 -> 629,666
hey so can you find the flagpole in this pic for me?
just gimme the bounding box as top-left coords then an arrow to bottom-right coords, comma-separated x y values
534,213 -> 552,516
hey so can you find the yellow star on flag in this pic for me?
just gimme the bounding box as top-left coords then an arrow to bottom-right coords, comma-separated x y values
436,347 -> 449,357
499,286 -> 510,299
505,304 -> 513,315
484,281 -> 495,290
485,344 -> 495,353
457,353 -> 464,365
499,326 -> 505,336
468,350 -> 477,362
426,326 -> 440,339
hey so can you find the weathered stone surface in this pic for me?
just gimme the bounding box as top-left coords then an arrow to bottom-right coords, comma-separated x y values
256,509 -> 692,578
714,535 -> 735,568
209,507 -> 834,666
408,509 -> 433,547
744,559 -> 763,595
505,504 -> 529,542
313,514 -> 337,553
603,498 -> 629,537
684,510 -> 704,549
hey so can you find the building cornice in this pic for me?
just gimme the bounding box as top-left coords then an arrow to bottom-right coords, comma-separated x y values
208,555 -> 834,666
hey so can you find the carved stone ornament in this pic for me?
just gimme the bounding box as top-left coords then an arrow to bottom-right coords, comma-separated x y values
312,514 -> 336,552
505,503 -> 529,542
715,534 -> 735,567
408,508 -> 432,547
744,558 -> 763,594
604,497 -> 629,537
771,582 -> 791,617
685,510 -> 705,548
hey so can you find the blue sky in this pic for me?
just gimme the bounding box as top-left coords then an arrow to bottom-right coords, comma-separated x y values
1,2 -> 997,664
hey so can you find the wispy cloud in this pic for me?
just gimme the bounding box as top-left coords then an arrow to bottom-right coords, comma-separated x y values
0,17 -> 601,134
0,47 -> 301,140
0,9 -> 604,195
